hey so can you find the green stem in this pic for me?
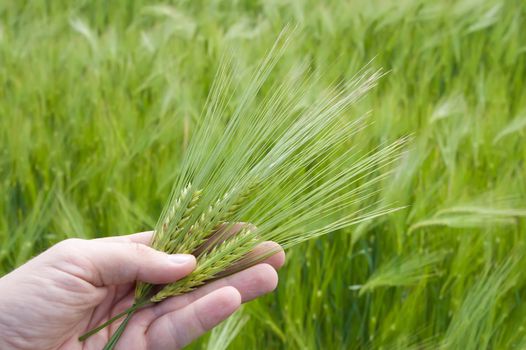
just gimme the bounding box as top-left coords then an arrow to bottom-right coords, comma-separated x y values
103,310 -> 135,350
78,299 -> 152,342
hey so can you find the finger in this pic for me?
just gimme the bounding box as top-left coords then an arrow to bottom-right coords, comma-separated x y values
139,263 -> 277,322
192,222 -> 249,256
151,240 -> 284,317
254,241 -> 286,269
145,286 -> 241,350
51,239 -> 196,286
130,242 -> 283,323
247,241 -> 286,269
98,222 -> 250,251
193,223 -> 284,275
224,241 -> 286,274
93,231 -> 154,245
110,246 -> 282,324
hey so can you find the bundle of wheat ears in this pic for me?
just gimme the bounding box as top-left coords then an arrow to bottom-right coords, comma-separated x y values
79,30 -> 407,349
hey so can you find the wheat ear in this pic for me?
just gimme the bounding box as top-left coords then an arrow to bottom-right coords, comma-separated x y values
152,227 -> 258,302
135,184 -> 200,299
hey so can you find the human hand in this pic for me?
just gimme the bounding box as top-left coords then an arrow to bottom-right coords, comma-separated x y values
0,229 -> 285,350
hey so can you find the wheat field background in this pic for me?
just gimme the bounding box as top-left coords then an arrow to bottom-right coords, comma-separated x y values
1,0 -> 526,349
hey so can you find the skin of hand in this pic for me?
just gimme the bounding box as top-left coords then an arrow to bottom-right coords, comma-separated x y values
0,230 -> 285,350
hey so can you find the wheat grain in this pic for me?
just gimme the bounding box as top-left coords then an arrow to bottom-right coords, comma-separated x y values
151,227 -> 258,302
135,184 -> 201,299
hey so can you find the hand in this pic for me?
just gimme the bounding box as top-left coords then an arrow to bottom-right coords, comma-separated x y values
0,230 -> 285,350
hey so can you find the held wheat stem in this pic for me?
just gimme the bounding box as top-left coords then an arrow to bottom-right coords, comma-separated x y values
78,29 -> 405,349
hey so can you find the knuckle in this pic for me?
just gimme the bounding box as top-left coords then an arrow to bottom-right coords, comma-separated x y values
132,241 -> 144,252
191,304 -> 208,334
131,242 -> 151,256
52,238 -> 85,253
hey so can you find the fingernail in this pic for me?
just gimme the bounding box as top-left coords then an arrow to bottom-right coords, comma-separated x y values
168,254 -> 195,264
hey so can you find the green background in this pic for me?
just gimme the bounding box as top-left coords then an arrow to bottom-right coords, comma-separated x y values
1,0 -> 525,348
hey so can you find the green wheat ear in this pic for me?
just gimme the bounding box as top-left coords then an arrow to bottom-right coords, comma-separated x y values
151,227 -> 258,302
79,27 -> 407,350
135,183 -> 201,300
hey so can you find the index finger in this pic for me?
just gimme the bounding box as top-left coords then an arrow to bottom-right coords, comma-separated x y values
94,231 -> 154,245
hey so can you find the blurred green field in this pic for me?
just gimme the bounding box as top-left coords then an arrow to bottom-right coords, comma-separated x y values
1,0 -> 526,349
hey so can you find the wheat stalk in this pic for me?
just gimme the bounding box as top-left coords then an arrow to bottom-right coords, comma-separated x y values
79,28 -> 407,349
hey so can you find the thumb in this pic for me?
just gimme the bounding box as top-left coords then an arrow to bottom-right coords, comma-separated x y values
50,239 -> 196,286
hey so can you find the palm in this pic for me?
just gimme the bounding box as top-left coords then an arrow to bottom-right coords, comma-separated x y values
56,283 -> 139,350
